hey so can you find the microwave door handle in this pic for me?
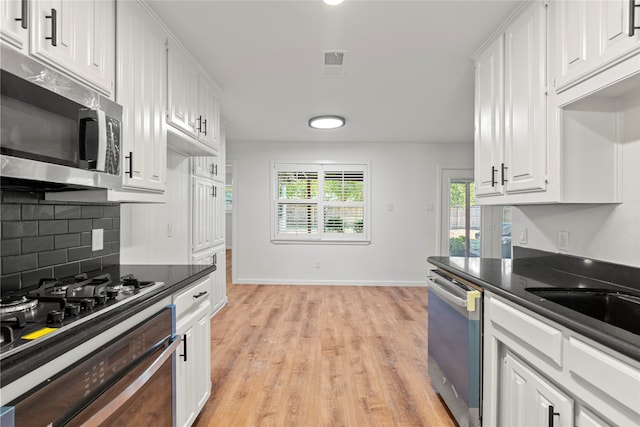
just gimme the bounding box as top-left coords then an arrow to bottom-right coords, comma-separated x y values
95,110 -> 107,171
78,114 -> 96,169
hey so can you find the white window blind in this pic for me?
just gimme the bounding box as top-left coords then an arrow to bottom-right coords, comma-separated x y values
272,163 -> 370,242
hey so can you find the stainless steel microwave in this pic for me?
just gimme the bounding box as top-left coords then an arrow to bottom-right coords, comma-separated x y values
0,46 -> 123,191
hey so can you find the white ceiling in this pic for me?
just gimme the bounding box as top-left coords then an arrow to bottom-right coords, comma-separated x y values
147,0 -> 521,144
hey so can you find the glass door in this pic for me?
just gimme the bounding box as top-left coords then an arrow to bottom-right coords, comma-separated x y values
448,179 -> 480,257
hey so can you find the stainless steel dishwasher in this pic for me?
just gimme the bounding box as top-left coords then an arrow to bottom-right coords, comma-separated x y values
427,269 -> 483,427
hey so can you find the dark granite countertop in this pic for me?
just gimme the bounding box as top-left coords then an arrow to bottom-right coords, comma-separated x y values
427,248 -> 640,362
1,264 -> 216,386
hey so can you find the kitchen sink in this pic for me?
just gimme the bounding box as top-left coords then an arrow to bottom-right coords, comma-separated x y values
525,288 -> 640,335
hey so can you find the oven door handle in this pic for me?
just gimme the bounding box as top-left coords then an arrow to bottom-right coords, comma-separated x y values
78,337 -> 181,427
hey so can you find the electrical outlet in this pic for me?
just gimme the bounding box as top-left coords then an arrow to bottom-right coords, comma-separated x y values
315,260 -> 321,269
557,230 -> 569,251
92,229 -> 104,251
168,223 -> 173,237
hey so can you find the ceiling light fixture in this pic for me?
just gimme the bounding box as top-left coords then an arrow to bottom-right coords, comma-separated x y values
308,115 -> 345,130
322,0 -> 344,5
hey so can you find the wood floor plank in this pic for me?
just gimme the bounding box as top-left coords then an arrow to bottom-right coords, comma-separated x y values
194,250 -> 456,427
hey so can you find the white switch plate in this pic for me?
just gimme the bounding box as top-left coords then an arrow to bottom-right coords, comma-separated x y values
557,230 -> 569,251
519,228 -> 528,244
92,228 -> 104,251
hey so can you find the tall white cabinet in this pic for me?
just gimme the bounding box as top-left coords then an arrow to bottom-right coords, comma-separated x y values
190,128 -> 227,316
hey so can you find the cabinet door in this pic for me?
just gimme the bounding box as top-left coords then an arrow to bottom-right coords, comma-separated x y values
211,248 -> 227,314
193,156 -> 216,179
31,0 -> 77,72
31,0 -> 114,95
474,35 -> 504,197
213,183 -> 225,248
500,350 -> 574,427
554,0 -> 590,88
503,0 -> 547,194
192,177 -> 215,252
596,0 -> 640,62
77,0 -> 114,94
176,299 -> 211,427
1,0 -> 28,50
198,76 -> 222,151
175,323 -> 196,427
168,40 -> 199,138
117,0 -> 166,192
193,303 -> 212,412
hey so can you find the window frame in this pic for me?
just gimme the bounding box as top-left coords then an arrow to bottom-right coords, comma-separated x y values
270,161 -> 371,244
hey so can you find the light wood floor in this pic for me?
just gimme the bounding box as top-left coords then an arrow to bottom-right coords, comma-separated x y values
193,250 -> 456,427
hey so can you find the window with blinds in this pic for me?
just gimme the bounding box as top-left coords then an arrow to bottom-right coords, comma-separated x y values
272,163 -> 370,242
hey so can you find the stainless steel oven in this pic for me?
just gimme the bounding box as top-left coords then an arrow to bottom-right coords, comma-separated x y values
2,305 -> 178,427
428,269 -> 483,427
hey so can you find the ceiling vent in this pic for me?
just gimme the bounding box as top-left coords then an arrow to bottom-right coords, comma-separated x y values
321,50 -> 348,78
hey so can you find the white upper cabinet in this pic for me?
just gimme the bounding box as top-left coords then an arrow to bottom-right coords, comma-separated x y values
116,0 -> 167,193
167,40 -> 199,138
474,36 -> 504,197
474,1 -> 547,200
503,0 -> 547,194
554,0 -> 640,92
1,0 -> 29,50
198,75 -> 222,152
167,39 -> 222,155
30,0 -> 115,95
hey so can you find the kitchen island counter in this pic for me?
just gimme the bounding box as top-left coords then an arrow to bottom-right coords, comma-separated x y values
428,248 -> 640,362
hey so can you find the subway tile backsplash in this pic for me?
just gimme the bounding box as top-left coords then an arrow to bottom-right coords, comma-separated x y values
0,190 -> 120,293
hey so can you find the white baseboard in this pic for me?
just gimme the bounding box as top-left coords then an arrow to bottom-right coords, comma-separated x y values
232,278 -> 428,287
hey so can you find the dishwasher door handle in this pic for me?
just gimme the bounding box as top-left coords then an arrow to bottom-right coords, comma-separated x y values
428,278 -> 467,309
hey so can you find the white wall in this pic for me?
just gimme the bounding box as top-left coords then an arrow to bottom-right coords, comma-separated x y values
120,150 -> 191,264
227,141 -> 473,285
512,89 -> 640,267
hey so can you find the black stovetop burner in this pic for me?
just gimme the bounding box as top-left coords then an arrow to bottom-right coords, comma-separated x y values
0,272 -> 160,358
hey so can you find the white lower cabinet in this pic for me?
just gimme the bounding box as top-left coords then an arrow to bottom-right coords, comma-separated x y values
174,277 -> 212,427
484,292 -> 640,427
500,350 -> 574,427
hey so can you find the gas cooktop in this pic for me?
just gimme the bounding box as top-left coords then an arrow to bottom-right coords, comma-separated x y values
0,272 -> 162,359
